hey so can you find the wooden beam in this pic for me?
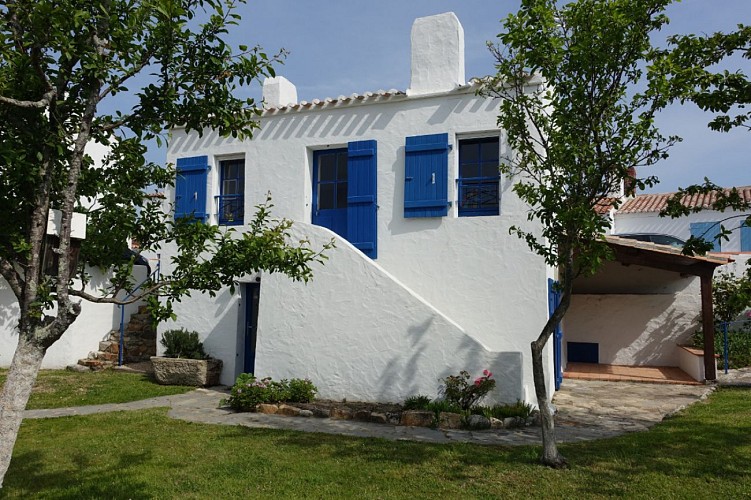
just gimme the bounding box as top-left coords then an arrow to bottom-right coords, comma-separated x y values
700,274 -> 717,381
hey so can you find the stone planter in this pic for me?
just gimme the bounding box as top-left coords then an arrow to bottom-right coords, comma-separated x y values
150,356 -> 223,387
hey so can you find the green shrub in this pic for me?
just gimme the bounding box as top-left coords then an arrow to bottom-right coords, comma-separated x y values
160,329 -> 206,359
693,324 -> 751,369
440,369 -> 496,411
403,395 -> 432,410
425,399 -> 463,415
286,377 -> 317,403
475,400 -> 534,420
227,374 -> 319,411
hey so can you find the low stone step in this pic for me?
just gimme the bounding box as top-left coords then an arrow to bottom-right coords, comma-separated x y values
99,341 -> 119,354
77,358 -> 108,370
97,351 -> 119,362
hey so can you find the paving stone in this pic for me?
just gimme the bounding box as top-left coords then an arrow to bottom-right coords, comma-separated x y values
23,379 -> 716,447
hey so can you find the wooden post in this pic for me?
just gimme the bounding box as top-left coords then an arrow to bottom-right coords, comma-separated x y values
700,273 -> 716,381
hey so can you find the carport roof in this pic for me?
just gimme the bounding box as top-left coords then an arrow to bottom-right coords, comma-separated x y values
604,235 -> 731,276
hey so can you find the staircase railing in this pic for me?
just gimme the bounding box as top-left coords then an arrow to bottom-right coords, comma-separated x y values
118,254 -> 161,366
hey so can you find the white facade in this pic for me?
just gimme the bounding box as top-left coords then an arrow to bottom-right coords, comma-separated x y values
0,141 -> 151,369
0,266 -> 148,368
613,192 -> 751,256
161,13 -> 554,405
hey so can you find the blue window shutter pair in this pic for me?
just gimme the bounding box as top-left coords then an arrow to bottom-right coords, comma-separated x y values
689,221 -> 721,252
175,156 -> 209,221
404,133 -> 449,218
741,220 -> 751,252
347,140 -> 378,259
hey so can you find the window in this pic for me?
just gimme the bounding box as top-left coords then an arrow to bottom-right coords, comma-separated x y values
689,221 -> 721,252
312,141 -> 378,258
741,220 -> 751,252
217,158 -> 244,225
457,137 -> 500,217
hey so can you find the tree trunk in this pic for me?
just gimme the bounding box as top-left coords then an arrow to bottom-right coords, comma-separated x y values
531,338 -> 566,468
0,334 -> 46,487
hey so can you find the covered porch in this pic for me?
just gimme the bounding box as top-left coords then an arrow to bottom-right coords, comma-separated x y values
559,236 -> 730,385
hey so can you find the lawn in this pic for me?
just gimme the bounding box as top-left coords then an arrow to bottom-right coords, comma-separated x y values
2,388 -> 750,498
0,369 -> 193,410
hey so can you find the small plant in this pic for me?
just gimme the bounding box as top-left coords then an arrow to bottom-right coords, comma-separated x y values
440,369 -> 496,411
227,373 -> 319,411
476,400 -> 534,420
160,329 -> 206,359
403,395 -> 431,410
287,377 -> 317,403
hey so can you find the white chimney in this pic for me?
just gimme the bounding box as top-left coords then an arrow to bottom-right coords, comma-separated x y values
262,76 -> 298,108
407,12 -> 466,96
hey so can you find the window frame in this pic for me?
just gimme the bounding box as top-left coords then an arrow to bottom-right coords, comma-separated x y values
216,156 -> 245,226
456,135 -> 501,217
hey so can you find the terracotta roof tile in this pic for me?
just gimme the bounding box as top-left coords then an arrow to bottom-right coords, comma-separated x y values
619,186 -> 751,214
595,197 -> 618,215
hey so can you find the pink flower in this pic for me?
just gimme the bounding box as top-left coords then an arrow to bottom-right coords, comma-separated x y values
483,369 -> 493,378
474,378 -> 483,386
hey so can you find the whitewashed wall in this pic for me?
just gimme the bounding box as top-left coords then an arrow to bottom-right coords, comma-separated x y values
163,87 -> 552,404
614,209 -> 751,253
567,261 -> 701,367
0,266 -> 147,368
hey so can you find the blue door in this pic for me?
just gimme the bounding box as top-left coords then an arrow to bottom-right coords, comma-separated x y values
313,149 -> 348,238
547,279 -> 564,390
244,283 -> 260,374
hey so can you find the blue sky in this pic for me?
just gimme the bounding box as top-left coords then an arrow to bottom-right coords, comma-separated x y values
161,0 -> 750,193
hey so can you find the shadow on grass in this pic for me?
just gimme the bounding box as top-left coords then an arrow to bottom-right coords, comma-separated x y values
5,449 -> 153,499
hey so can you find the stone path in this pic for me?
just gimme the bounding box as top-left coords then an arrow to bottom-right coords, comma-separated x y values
23,377 -> 728,446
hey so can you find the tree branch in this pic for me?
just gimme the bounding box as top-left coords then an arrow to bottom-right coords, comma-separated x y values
69,282 -> 167,305
0,89 -> 56,109
0,258 -> 23,300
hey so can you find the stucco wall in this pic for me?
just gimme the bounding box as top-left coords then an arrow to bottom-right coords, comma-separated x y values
163,86 -> 553,404
566,267 -> 701,367
0,266 -> 148,368
614,209 -> 751,253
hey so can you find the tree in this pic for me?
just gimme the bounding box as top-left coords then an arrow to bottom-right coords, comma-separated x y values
0,0 -> 330,486
485,0 -> 678,467
656,27 -> 751,249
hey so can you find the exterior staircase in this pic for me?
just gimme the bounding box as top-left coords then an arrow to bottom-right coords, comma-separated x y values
77,305 -> 156,370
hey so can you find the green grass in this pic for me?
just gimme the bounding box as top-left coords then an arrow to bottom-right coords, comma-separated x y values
0,369 -> 194,410
2,388 -> 750,498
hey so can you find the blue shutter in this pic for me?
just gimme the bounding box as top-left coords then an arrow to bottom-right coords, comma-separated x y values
175,156 -> 209,221
690,221 -> 721,252
404,133 -> 449,218
741,219 -> 751,252
347,140 -> 377,259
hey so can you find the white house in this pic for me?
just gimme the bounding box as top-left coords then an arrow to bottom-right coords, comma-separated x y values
613,186 -> 751,258
162,12 -> 555,404
160,12 -> 732,404
0,141 -> 154,369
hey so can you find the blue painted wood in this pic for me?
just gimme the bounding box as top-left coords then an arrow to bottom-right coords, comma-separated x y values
548,279 -> 563,390
690,221 -> 721,251
567,342 -> 599,364
404,133 -> 449,218
175,156 -> 209,221
244,282 -> 260,374
347,140 -> 378,259
312,149 -> 348,238
741,221 -> 751,252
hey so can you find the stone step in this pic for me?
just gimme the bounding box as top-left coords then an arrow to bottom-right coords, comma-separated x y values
77,358 -> 108,370
97,351 -> 119,362
99,341 -> 119,354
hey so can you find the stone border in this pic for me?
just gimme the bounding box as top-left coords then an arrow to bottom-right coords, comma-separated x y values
252,403 -> 540,431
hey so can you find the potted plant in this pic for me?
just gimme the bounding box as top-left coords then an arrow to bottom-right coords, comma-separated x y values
150,328 -> 223,386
